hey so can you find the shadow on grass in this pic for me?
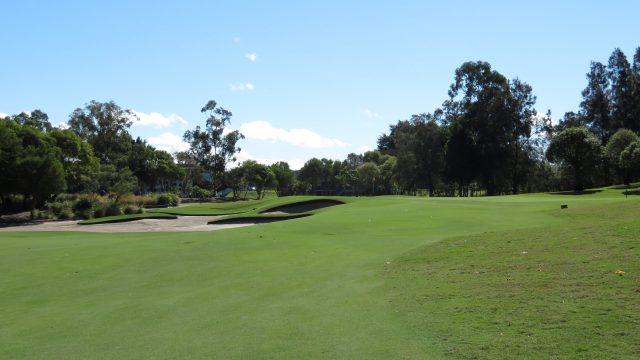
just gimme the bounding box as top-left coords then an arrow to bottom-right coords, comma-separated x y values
622,189 -> 640,196
548,190 -> 603,195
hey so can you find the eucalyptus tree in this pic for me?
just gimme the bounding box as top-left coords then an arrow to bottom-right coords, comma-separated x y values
183,100 -> 244,192
68,100 -> 135,168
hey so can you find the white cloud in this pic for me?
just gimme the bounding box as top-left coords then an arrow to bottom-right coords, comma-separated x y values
147,132 -> 190,154
364,108 -> 381,119
233,36 -> 241,43
245,52 -> 257,62
0,112 -> 8,118
56,122 -> 69,130
131,111 -> 188,128
230,82 -> 255,91
359,145 -> 373,152
232,149 -> 306,170
239,120 -> 349,149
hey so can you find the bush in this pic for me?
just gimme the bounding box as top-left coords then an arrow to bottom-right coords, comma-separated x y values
157,193 -> 180,207
57,208 -> 73,220
72,198 -> 95,219
123,205 -> 139,215
105,203 -> 122,217
93,207 -> 106,219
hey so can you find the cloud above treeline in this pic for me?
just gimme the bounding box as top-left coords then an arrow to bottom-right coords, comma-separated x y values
230,82 -> 255,91
131,111 -> 188,128
147,132 -> 189,154
239,120 -> 349,149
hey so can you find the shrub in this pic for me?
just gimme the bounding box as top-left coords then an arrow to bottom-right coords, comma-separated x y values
72,198 -> 95,219
57,208 -> 73,220
157,193 -> 180,207
123,205 -> 139,215
105,203 -> 122,217
93,207 -> 106,219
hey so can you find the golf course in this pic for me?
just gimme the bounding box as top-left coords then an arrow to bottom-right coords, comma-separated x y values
1,187 -> 638,359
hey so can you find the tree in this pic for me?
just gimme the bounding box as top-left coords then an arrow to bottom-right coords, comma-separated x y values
444,61 -> 536,195
183,100 -> 244,192
68,100 -> 135,167
632,47 -> 640,131
297,158 -> 324,193
580,62 -> 612,143
546,127 -> 602,192
270,161 -> 294,196
0,120 -> 66,217
356,162 -> 380,195
605,129 -> 640,184
555,111 -> 587,133
11,110 -> 52,132
608,48 -> 635,131
49,128 -> 99,192
619,141 -> 640,182
240,160 -> 274,199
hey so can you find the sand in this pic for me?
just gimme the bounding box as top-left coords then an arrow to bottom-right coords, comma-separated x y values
0,215 -> 253,233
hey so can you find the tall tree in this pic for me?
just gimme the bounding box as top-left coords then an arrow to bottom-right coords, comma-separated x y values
607,48 -> 635,132
49,128 -> 99,192
632,47 -> 640,131
183,100 -> 244,192
0,120 -> 66,217
270,161 -> 294,196
445,61 -> 536,195
546,127 -> 602,192
11,110 -> 52,132
580,62 -> 612,143
68,100 -> 135,167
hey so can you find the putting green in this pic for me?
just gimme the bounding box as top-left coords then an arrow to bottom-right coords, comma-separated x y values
0,188 -> 638,359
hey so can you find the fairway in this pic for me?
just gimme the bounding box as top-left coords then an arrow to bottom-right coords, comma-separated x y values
1,189 -> 638,359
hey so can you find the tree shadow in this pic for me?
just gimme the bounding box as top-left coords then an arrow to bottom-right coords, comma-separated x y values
548,190 -> 603,195
623,189 -> 640,196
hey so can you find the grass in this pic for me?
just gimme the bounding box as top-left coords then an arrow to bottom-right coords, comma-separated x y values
0,187 -> 638,358
208,213 -> 312,224
78,213 -> 177,225
147,196 -> 346,216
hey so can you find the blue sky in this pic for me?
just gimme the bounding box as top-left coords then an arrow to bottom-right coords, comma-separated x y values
1,0 -> 639,169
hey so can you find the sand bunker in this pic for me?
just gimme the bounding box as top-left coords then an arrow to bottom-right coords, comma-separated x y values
0,215 -> 252,233
260,199 -> 344,214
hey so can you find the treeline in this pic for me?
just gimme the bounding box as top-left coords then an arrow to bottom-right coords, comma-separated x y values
2,47 -> 640,217
0,102 -> 183,216
295,47 -> 640,196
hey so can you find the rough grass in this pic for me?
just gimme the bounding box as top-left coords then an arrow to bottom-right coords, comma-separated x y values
0,187 -> 638,359
78,213 -> 177,224
385,200 -> 640,359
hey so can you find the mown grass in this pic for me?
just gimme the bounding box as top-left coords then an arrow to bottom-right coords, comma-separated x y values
148,196 -> 345,216
0,187 -> 638,359
78,213 -> 177,225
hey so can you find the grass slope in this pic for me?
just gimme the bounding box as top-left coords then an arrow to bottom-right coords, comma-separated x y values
147,196 -> 342,216
385,200 -> 640,359
0,188 -> 638,359
78,213 -> 177,224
